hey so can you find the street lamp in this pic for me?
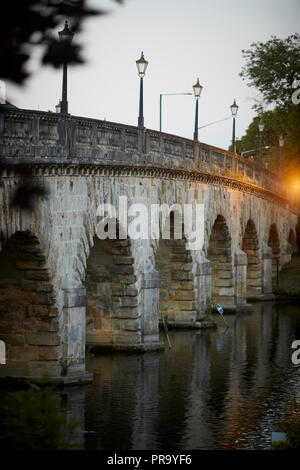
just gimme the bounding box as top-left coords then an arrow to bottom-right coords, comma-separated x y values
230,99 -> 238,153
55,100 -> 61,113
159,93 -> 192,132
58,20 -> 74,115
258,118 -> 264,165
136,51 -> 148,127
193,78 -> 203,141
279,134 -> 284,176
241,146 -> 271,157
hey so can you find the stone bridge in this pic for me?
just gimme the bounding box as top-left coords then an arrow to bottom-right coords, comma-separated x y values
0,109 -> 298,383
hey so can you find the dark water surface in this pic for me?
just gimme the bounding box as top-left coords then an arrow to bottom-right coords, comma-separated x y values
61,302 -> 300,450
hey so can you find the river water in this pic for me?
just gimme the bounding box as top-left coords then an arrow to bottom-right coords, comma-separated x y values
61,302 -> 300,450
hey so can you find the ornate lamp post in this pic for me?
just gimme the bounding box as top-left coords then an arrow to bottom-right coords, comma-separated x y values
193,78 -> 203,141
136,51 -> 148,128
279,135 -> 284,176
58,21 -> 74,115
258,118 -> 264,165
230,99 -> 238,153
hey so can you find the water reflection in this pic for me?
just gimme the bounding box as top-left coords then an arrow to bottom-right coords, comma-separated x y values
66,302 -> 300,450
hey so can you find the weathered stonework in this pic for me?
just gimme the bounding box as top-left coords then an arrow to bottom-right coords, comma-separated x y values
0,109 -> 298,382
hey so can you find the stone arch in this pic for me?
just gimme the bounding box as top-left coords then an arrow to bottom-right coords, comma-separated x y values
242,219 -> 262,297
85,225 -> 141,350
207,215 -> 234,309
288,228 -> 297,255
0,231 -> 60,378
154,211 -> 197,325
268,223 -> 280,276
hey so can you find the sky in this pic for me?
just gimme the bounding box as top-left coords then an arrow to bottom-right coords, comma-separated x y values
6,0 -> 300,150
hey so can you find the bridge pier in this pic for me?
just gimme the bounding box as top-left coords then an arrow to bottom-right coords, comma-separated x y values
234,249 -> 248,308
62,282 -> 92,381
141,264 -> 164,349
195,254 -> 212,318
255,246 -> 275,301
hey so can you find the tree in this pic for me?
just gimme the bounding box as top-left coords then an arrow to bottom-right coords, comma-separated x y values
236,34 -> 300,187
240,34 -> 300,108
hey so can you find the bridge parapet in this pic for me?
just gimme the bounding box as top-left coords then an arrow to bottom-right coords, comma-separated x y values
0,108 -> 288,200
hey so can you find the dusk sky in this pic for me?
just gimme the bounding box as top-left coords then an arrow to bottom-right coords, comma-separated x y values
6,0 -> 300,150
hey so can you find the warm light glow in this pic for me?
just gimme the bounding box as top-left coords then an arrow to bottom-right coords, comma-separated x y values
290,179 -> 300,194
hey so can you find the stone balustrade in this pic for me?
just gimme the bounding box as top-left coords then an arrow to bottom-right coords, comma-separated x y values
0,108 -> 289,202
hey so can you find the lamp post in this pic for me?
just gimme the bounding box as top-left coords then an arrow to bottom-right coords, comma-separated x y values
58,21 -> 74,115
55,100 -> 61,113
159,93 -> 192,132
230,99 -> 238,153
258,118 -> 264,165
279,135 -> 284,176
241,146 -> 271,158
193,78 -> 203,141
136,51 -> 148,128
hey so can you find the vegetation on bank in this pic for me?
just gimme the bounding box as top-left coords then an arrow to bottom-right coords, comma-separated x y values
0,383 -> 80,450
235,34 -> 300,193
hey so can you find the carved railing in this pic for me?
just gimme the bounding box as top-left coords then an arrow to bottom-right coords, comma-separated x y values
0,108 -> 293,206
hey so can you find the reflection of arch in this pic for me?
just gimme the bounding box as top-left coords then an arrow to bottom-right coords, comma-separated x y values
0,231 -> 58,377
288,228 -> 297,255
268,224 -> 280,276
85,230 -> 140,349
154,214 -> 197,324
242,220 -> 262,297
207,215 -> 234,308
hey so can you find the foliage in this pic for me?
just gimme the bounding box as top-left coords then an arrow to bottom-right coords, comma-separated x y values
240,34 -> 300,108
271,407 -> 300,450
0,384 -> 81,450
0,0 -> 123,85
235,105 -> 300,176
236,34 -> 300,185
205,297 -> 215,315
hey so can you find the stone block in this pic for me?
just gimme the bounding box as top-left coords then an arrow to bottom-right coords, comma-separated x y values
118,274 -> 137,285
172,271 -> 193,281
113,331 -> 141,345
173,290 -> 195,300
174,311 -> 197,322
120,318 -> 141,331
37,318 -> 59,332
38,346 -> 60,361
125,286 -> 139,296
120,296 -> 138,307
113,256 -> 134,265
111,265 -> 134,275
215,279 -> 233,287
25,271 -> 50,281
27,361 -> 61,377
27,305 -> 50,317
9,346 -> 37,361
218,287 -> 235,296
86,330 -> 114,345
118,306 -> 139,319
1,334 -> 24,346
218,270 -> 232,279
27,333 -> 60,346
